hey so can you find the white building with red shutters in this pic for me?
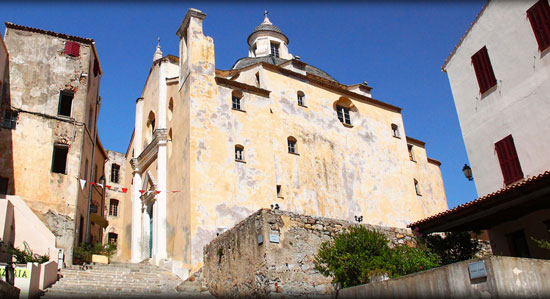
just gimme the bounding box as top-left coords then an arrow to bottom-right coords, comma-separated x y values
442,0 -> 550,197
409,0 -> 550,260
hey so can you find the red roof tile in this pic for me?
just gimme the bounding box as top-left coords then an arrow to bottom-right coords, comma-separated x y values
5,22 -> 94,44
408,170 -> 550,229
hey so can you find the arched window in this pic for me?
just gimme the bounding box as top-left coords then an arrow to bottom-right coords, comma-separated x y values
391,123 -> 400,138
147,111 -> 156,143
235,144 -> 245,162
232,90 -> 243,111
168,97 -> 174,121
333,97 -> 356,126
287,136 -> 297,154
414,179 -> 421,196
297,91 -> 305,106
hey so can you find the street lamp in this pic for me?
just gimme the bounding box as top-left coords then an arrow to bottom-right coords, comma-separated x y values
462,164 -> 473,181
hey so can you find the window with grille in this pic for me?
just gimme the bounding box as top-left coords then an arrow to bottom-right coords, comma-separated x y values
527,0 -> 550,51
336,105 -> 351,125
270,42 -> 280,58
2,110 -> 17,130
471,46 -> 497,94
109,199 -> 119,217
495,135 -> 523,185
111,164 -> 120,183
235,145 -> 244,161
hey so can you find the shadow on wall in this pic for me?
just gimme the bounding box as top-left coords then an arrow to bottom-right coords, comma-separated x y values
0,44 -> 15,197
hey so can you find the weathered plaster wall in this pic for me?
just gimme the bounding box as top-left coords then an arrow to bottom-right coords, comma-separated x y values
340,256 -> 550,298
444,0 -> 550,196
203,209 -> 416,297
2,27 -> 102,263
103,150 -> 129,261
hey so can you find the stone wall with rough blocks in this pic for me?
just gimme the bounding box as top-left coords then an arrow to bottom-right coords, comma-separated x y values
203,209 -> 416,297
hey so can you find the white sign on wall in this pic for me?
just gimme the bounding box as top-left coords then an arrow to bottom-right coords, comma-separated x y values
468,261 -> 487,279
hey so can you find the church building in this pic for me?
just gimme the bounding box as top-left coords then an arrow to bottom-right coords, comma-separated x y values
122,8 -> 448,277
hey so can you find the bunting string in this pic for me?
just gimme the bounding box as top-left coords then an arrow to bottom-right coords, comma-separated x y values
76,177 -> 180,194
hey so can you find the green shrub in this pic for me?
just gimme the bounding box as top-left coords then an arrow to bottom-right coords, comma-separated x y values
9,242 -> 50,264
314,226 -> 440,289
422,231 -> 481,265
531,237 -> 550,251
73,243 -> 116,264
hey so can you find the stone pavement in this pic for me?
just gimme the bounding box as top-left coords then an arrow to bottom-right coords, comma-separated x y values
41,262 -> 212,298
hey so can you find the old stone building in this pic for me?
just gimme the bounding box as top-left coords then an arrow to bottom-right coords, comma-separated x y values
0,23 -> 106,263
103,149 -> 132,261
124,9 -> 448,277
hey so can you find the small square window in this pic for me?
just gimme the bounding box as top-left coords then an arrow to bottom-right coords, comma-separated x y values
336,105 -> 351,125
2,110 -> 17,130
51,144 -> 69,174
58,91 -> 74,117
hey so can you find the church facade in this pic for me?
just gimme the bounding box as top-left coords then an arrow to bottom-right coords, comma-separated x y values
123,8 -> 448,277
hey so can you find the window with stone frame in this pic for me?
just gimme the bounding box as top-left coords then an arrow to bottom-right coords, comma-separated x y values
109,199 -> 119,217
336,105 -> 351,125
111,164 -> 120,184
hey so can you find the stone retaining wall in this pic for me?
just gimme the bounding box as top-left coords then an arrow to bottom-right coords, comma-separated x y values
203,209 -> 416,297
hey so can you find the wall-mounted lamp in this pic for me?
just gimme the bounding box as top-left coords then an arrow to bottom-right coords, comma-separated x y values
462,164 -> 473,181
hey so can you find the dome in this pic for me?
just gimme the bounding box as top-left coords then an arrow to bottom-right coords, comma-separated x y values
247,13 -> 289,46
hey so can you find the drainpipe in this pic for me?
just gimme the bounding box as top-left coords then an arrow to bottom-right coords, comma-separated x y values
85,74 -> 102,244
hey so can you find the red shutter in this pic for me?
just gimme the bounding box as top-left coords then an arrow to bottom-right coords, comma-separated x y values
495,135 -> 524,185
64,41 -> 80,57
527,0 -> 550,51
471,47 -> 497,94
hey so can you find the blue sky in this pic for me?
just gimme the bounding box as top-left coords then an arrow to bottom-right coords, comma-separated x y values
1,1 -> 485,209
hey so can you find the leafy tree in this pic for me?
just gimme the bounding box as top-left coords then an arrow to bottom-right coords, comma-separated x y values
314,226 -> 439,288
422,231 -> 481,265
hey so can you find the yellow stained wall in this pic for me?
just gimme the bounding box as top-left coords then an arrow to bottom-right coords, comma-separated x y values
2,27 -> 104,263
128,11 -> 447,270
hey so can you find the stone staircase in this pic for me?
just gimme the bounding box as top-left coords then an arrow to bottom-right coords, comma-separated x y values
41,262 -> 208,298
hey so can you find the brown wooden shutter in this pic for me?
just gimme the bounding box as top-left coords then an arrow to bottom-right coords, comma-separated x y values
495,135 -> 524,185
527,0 -> 550,51
471,46 -> 497,94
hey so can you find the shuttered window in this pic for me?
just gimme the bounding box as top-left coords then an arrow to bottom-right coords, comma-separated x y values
495,135 -> 523,185
471,46 -> 497,94
64,41 -> 80,57
527,0 -> 550,51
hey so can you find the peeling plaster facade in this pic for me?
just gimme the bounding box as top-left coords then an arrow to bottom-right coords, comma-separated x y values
0,24 -> 106,264
126,9 -> 448,276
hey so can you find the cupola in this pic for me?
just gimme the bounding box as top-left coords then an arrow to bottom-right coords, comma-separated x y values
247,11 -> 292,59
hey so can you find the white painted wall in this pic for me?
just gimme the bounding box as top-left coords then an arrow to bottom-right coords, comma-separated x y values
444,0 -> 550,196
